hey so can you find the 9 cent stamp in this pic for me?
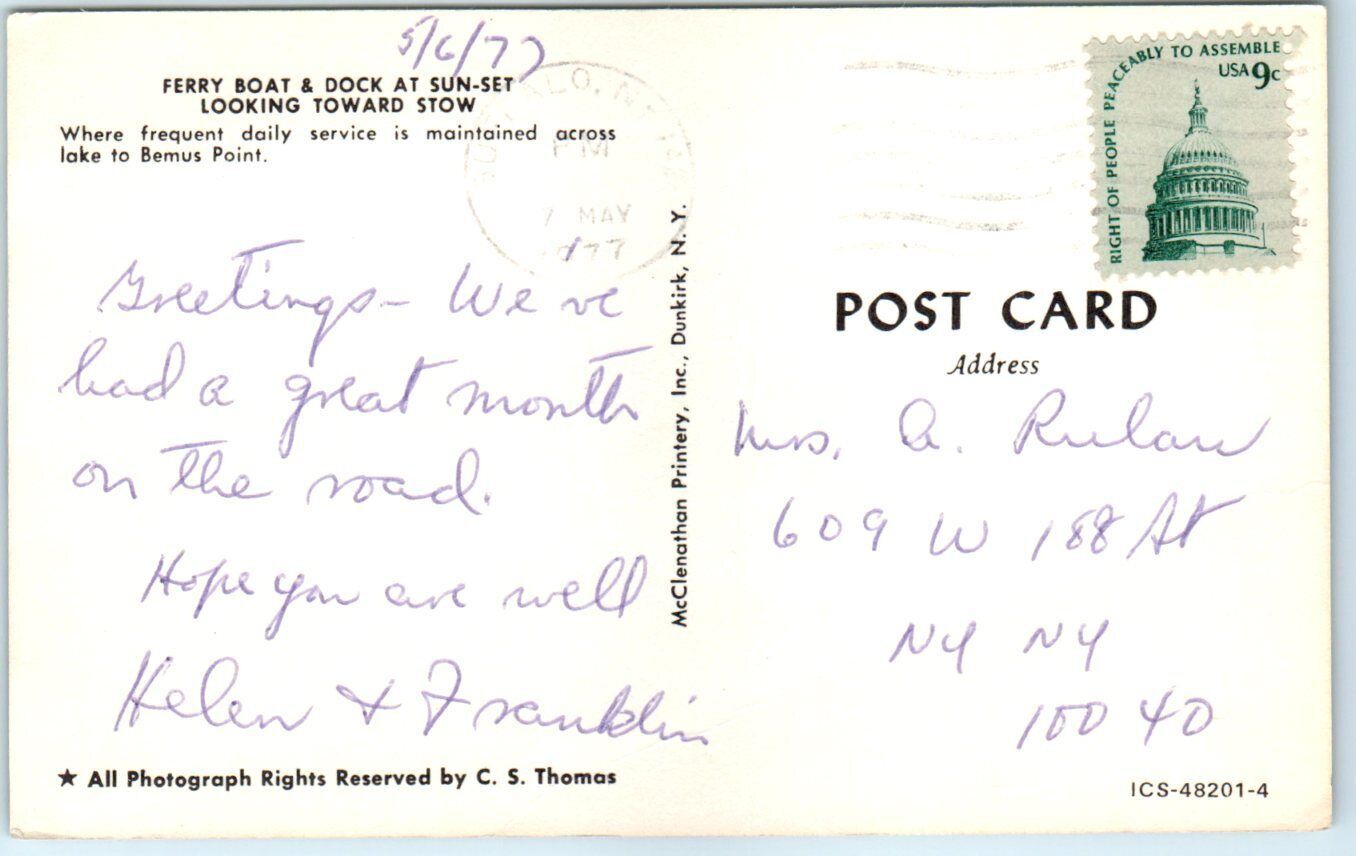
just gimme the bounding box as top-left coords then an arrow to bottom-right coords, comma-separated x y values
1087,29 -> 1303,276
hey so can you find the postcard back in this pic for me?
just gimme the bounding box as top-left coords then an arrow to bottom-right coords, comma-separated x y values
6,5 -> 1330,838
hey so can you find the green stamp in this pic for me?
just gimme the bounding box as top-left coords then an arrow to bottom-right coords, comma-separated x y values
1087,29 -> 1302,276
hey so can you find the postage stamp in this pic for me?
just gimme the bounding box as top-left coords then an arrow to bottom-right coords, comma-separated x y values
1087,29 -> 1303,276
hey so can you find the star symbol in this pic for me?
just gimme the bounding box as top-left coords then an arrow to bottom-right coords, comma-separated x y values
58,769 -> 76,786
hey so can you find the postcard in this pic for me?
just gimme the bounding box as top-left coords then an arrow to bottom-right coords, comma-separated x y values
7,5 -> 1329,837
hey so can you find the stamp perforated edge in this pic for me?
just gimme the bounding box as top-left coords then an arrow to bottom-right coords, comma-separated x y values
1082,26 -> 1309,281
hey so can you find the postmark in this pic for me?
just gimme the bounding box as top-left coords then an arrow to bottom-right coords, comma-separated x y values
464,61 -> 694,281
1086,29 -> 1303,276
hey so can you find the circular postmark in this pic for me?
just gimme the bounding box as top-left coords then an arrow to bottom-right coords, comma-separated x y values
464,62 -> 694,280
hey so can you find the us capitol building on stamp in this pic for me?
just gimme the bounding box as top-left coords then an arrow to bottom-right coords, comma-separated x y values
1143,82 -> 1275,261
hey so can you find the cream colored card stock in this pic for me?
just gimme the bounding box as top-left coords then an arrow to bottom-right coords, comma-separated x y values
7,6 -> 1329,837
